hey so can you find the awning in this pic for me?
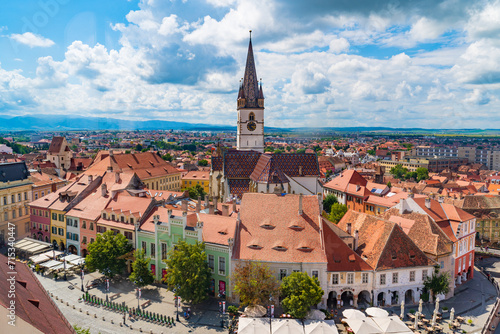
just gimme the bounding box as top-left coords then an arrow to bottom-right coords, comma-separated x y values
51,262 -> 75,271
272,318 -> 303,334
29,254 -> 51,264
371,316 -> 412,334
61,254 -> 84,265
344,318 -> 382,334
238,318 -> 271,334
40,250 -> 64,258
40,260 -> 63,268
14,237 -> 52,254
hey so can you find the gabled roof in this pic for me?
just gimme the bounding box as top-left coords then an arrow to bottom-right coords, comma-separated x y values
48,136 -> 68,154
234,193 -> 327,264
383,208 -> 453,257
338,210 -> 433,270
0,254 -> 75,334
323,219 -> 372,272
323,170 -> 367,193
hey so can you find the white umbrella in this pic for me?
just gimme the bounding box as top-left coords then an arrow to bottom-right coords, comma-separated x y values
372,316 -> 413,333
244,305 -> 267,317
238,317 -> 271,334
450,308 -> 455,323
418,299 -> 423,314
366,307 -> 389,318
306,309 -> 326,320
345,318 -> 382,334
272,318 -> 303,334
400,300 -> 405,319
414,312 -> 419,329
343,309 -> 367,320
434,297 -> 440,313
304,320 -> 339,334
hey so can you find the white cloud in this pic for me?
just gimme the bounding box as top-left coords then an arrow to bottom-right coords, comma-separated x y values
9,32 -> 55,48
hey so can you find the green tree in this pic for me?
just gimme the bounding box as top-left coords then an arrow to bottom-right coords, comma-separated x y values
73,325 -> 91,334
232,261 -> 280,307
161,153 -> 173,162
367,149 -> 376,156
134,144 -> 143,151
198,159 -> 208,166
125,150 -> 131,154
85,230 -> 133,278
141,148 -> 149,152
387,181 -> 392,188
164,241 -> 211,304
281,272 -> 324,319
323,194 -> 338,213
296,149 -> 306,154
416,167 -> 429,182
286,146 -> 292,152
390,164 -> 408,180
328,203 -> 348,223
264,146 -> 274,152
325,169 -> 333,179
423,267 -> 450,302
129,249 -> 155,288
186,184 -> 206,199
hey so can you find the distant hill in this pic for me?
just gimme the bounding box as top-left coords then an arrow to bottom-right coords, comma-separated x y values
0,115 -> 499,135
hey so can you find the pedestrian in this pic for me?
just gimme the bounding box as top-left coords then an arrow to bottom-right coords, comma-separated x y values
123,312 -> 126,325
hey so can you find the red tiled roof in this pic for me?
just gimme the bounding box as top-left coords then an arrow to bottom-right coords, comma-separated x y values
223,150 -> 262,178
0,255 -> 75,334
323,170 -> 367,192
234,193 -> 327,264
48,137 -> 67,154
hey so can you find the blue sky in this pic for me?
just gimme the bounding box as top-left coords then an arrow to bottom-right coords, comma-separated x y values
1,0 -> 500,128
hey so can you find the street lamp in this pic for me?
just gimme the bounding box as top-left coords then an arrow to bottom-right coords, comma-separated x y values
137,287 -> 141,309
175,295 -> 180,322
81,269 -> 85,292
63,257 -> 67,281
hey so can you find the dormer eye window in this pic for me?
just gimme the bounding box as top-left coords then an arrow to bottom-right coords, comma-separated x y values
261,224 -> 275,230
289,225 -> 304,231
248,244 -> 262,250
218,231 -> 227,235
273,246 -> 287,251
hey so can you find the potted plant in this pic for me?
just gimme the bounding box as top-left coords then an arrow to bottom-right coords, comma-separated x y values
409,309 -> 416,314
227,305 -> 239,317
442,306 -> 449,313
35,264 -> 40,274
54,272 -> 59,280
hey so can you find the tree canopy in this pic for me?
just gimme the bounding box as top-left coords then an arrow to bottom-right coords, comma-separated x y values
164,241 -> 211,304
129,249 -> 155,288
232,261 -> 281,307
323,194 -> 338,213
161,153 -> 173,162
85,230 -> 133,278
198,159 -> 208,166
186,183 -> 206,199
423,267 -> 450,302
390,164 -> 429,182
328,203 -> 348,223
281,272 -> 324,319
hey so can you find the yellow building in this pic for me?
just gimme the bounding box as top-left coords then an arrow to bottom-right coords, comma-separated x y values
50,209 -> 67,251
378,160 -> 427,172
0,162 -> 33,243
182,171 -> 210,193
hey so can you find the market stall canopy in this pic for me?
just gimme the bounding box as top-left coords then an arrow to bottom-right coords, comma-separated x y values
51,262 -> 75,271
40,250 -> 64,258
61,254 -> 85,265
366,308 -> 389,318
343,309 -> 367,320
345,318 -> 382,334
304,320 -> 339,334
29,254 -> 50,264
306,310 -> 327,320
39,260 -> 62,268
14,238 -> 52,254
371,316 -> 412,334
238,317 -> 271,334
272,318 -> 303,334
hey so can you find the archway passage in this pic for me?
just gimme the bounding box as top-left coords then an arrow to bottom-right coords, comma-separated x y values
59,241 -> 65,252
82,249 -> 88,257
68,245 -> 77,255
341,291 -> 354,307
45,236 -> 49,243
358,290 -> 371,308
327,291 -> 337,309
377,292 -> 385,306
391,291 -> 398,305
405,289 -> 414,304
52,240 -> 59,250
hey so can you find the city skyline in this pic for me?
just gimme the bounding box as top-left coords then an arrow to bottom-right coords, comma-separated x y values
1,0 -> 500,129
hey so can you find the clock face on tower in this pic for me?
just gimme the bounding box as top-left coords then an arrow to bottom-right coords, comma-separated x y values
247,121 -> 257,131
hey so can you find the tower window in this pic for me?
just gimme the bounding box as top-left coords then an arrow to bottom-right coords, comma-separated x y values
249,112 -> 255,121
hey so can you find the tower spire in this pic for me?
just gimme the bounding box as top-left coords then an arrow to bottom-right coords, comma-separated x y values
240,31 -> 262,108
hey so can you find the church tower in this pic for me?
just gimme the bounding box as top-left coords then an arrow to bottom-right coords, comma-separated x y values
237,31 -> 265,153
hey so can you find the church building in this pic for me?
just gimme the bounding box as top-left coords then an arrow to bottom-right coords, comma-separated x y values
210,34 -> 321,200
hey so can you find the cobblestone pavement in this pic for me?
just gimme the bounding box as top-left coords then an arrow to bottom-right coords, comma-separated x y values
36,270 -> 229,334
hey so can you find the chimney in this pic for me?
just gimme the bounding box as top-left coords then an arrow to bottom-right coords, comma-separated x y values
153,214 -> 159,224
438,196 -> 444,203
232,201 -> 237,213
115,172 -> 120,183
88,175 -> 93,184
107,165 -> 113,172
347,222 -> 352,235
214,196 -> 218,211
408,192 -> 414,199
101,184 -> 107,197
354,230 -> 359,250
298,193 -> 303,215
222,204 -> 229,217
182,211 -> 187,217
399,198 -> 405,214
167,209 -> 173,217
205,194 -> 209,207
196,196 -> 201,213
181,200 -> 188,212
209,204 -> 215,215
425,198 -> 431,209
317,193 -> 323,213
109,150 -> 114,157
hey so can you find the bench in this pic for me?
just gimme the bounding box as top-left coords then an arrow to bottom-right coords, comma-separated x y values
111,293 -> 121,300
141,300 -> 151,309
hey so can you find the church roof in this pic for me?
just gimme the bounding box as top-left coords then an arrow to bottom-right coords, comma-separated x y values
250,153 -> 320,183
239,35 -> 262,109
223,150 -> 262,178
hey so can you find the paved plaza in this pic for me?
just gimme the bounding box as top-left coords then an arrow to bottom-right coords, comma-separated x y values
35,265 -> 498,334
